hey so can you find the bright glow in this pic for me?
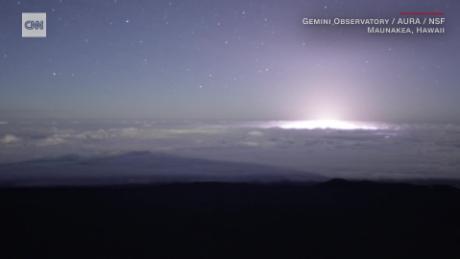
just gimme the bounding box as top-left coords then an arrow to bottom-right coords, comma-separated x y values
276,120 -> 380,130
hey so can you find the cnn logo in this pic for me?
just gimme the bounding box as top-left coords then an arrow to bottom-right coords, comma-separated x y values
22,13 -> 46,38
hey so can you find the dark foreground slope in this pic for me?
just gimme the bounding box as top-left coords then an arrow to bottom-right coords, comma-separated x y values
1,180 -> 460,259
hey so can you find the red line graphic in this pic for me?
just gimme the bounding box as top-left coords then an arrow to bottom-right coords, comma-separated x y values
400,12 -> 444,16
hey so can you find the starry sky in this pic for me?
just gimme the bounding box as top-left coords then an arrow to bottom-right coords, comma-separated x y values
0,0 -> 458,122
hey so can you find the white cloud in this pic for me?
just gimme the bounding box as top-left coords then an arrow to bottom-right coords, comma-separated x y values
75,129 -> 111,140
1,134 -> 20,144
38,136 -> 66,146
0,121 -> 8,125
1,120 -> 460,180
248,130 -> 264,137
118,127 -> 140,138
240,141 -> 260,147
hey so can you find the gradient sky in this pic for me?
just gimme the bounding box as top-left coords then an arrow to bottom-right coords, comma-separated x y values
0,0 -> 458,122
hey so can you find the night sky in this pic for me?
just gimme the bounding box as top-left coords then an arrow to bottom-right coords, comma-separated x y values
0,0 -> 458,122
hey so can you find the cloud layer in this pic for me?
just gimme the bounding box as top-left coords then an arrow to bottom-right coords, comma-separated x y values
0,119 -> 459,180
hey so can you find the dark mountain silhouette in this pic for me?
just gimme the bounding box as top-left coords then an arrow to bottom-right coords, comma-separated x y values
1,152 -> 460,258
1,180 -> 460,258
0,151 -> 326,186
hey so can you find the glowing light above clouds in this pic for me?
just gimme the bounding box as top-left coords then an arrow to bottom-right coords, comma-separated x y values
275,120 -> 381,130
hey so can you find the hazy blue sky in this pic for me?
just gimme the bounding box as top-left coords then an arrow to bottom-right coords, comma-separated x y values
0,0 -> 458,122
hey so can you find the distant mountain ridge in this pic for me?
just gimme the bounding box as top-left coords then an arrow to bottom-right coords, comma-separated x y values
0,151 -> 326,186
